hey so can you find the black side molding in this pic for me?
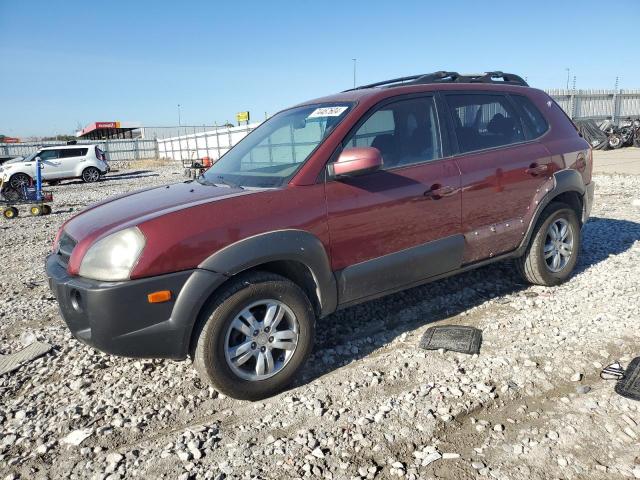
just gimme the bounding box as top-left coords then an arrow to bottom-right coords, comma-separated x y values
199,229 -> 337,317
336,234 -> 465,305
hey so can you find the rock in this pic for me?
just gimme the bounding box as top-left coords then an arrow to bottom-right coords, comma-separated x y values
311,447 -> 325,459
570,373 -> 583,382
421,452 -> 442,466
106,452 -> 124,464
61,429 -> 93,446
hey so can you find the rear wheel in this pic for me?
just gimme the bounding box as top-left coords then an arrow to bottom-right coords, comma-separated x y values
9,173 -> 31,189
192,271 -> 315,400
82,167 -> 101,183
42,204 -> 52,215
30,205 -> 43,216
3,207 -> 18,219
516,202 -> 581,286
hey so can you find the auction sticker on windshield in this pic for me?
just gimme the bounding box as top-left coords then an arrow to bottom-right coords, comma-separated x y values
307,106 -> 349,118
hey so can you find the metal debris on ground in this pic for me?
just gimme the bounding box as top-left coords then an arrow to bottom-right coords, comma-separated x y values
0,341 -> 53,375
419,325 -> 482,355
600,361 -> 626,380
615,357 -> 640,401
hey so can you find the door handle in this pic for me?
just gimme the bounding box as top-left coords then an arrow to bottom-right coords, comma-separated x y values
525,163 -> 549,176
424,184 -> 455,200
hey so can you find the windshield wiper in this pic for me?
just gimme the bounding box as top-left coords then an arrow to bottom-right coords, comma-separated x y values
214,176 -> 244,190
197,175 -> 244,189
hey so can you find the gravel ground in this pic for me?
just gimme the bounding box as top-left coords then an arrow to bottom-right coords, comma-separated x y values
1,165 -> 639,480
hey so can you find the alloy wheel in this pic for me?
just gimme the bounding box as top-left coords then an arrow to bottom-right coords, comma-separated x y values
224,299 -> 299,381
544,218 -> 574,273
83,168 -> 100,182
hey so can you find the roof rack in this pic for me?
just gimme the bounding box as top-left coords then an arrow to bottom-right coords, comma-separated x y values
345,70 -> 528,91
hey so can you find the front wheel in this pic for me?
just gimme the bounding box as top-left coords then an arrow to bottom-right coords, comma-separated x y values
9,173 -> 31,189
82,167 -> 101,183
192,271 -> 315,400
516,202 -> 581,286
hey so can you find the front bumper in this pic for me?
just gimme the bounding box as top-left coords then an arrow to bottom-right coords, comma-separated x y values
583,181 -> 595,223
46,255 -> 227,359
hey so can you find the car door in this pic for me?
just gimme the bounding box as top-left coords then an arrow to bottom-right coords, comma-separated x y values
443,92 -> 555,264
325,95 -> 463,305
36,149 -> 63,179
58,148 -> 88,177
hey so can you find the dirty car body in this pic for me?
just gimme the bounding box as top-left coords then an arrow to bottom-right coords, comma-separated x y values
46,71 -> 594,399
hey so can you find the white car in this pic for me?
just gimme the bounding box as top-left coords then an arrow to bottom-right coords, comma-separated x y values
0,144 -> 110,188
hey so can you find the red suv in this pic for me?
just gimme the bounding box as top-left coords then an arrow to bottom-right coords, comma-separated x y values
47,71 -> 594,400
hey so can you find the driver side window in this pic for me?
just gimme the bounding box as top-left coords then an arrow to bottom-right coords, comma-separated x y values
344,96 -> 442,169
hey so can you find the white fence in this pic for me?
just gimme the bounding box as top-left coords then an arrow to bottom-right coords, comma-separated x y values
2,89 -> 639,164
157,123 -> 259,162
546,89 -> 640,122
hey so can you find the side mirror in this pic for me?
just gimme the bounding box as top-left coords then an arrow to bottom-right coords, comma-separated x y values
328,147 -> 383,179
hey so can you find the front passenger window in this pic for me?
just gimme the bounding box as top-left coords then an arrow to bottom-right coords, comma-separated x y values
344,97 -> 442,169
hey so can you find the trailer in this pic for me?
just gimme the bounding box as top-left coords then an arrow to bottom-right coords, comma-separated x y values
1,157 -> 53,219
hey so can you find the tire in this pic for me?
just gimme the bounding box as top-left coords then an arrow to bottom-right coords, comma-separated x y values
30,205 -> 42,216
9,173 -> 31,189
3,207 -> 18,219
82,167 -> 101,183
192,271 -> 316,400
608,135 -> 623,149
516,202 -> 581,286
42,204 -> 52,215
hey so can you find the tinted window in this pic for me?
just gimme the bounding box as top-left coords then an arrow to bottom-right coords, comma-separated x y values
38,150 -> 60,160
60,148 -> 88,158
511,95 -> 549,138
345,96 -> 442,168
445,94 -> 525,153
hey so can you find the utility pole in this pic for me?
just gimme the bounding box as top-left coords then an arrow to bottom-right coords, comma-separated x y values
565,68 -> 570,90
178,104 -> 182,126
352,58 -> 357,88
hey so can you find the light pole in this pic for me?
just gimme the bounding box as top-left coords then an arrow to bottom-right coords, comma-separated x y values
565,68 -> 570,90
352,58 -> 357,88
178,104 -> 182,126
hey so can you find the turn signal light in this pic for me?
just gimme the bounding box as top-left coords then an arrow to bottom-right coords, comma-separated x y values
147,290 -> 172,303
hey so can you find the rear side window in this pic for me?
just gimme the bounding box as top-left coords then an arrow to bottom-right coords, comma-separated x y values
60,148 -> 88,158
511,95 -> 549,138
445,94 -> 525,154
344,96 -> 442,168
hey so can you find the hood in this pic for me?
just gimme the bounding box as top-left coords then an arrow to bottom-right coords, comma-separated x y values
64,181 -> 260,243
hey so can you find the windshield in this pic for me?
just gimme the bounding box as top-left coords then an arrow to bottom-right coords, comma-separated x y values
7,151 -> 37,164
200,102 -> 353,188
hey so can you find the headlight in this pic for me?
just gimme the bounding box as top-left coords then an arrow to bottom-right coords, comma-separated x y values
79,227 -> 146,281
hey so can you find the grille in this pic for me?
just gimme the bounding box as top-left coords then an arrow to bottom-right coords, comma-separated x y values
57,232 -> 77,267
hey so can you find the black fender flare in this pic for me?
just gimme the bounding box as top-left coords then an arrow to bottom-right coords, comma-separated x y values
518,169 -> 586,254
198,229 -> 338,317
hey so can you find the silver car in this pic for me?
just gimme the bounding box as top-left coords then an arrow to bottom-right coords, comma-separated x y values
0,144 -> 110,187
